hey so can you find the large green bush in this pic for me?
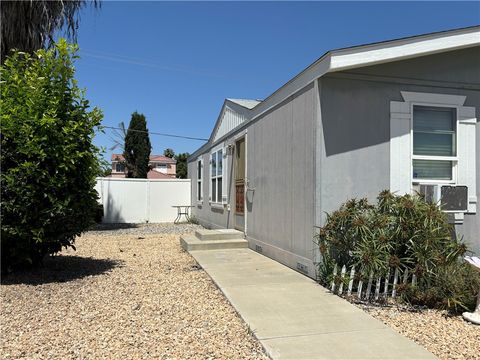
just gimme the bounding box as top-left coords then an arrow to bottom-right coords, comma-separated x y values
315,191 -> 480,312
1,40 -> 103,271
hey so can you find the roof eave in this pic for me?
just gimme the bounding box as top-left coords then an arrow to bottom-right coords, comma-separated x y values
188,26 -> 480,163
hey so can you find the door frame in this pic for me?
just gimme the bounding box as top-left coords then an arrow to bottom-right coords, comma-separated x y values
233,132 -> 247,232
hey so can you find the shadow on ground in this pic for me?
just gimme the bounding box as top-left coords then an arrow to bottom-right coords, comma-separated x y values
1,255 -> 123,286
88,223 -> 139,231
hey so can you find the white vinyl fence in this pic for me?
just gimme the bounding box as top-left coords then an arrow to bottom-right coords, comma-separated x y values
330,264 -> 417,301
95,177 -> 191,223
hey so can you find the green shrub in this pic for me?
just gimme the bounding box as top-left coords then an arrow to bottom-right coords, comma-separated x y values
1,40 -> 103,271
315,190 -> 479,312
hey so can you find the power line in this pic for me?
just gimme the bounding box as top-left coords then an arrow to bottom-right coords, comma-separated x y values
81,49 -> 236,80
101,125 -> 208,142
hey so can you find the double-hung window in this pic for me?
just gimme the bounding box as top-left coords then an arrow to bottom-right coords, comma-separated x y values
412,105 -> 457,182
197,159 -> 203,202
210,149 -> 223,203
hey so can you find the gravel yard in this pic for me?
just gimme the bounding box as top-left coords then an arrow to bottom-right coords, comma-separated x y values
358,304 -> 480,360
1,224 -> 268,359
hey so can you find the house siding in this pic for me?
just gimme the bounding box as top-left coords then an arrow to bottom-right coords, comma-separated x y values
320,46 -> 480,253
188,83 -> 317,274
188,45 -> 480,278
246,83 -> 316,273
188,152 -> 234,229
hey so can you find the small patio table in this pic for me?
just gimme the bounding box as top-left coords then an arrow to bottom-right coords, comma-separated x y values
172,205 -> 193,224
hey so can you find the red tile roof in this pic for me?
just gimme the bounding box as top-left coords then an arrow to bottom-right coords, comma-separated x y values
111,154 -> 176,164
147,170 -> 177,179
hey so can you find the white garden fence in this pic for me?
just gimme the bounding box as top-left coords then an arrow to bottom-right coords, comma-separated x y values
330,264 -> 417,301
95,177 -> 191,223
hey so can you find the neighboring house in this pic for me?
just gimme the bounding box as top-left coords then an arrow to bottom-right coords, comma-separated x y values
187,26 -> 480,278
111,154 -> 177,179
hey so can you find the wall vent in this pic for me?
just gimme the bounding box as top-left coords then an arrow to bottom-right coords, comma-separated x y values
255,245 -> 263,253
297,262 -> 308,274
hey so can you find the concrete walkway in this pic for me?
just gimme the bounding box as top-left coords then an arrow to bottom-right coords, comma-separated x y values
190,248 -> 436,360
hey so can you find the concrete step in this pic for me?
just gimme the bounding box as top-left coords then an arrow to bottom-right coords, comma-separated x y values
180,235 -> 248,251
194,229 -> 244,241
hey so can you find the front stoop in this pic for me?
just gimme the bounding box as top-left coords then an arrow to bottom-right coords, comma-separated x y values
180,229 -> 247,251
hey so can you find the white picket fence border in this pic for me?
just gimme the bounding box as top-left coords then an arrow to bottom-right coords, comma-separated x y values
330,264 -> 417,301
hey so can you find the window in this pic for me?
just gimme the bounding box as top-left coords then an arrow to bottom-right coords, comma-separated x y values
154,163 -> 168,173
390,91 -> 476,213
210,149 -> 223,203
115,163 -> 125,173
197,159 -> 203,202
412,106 -> 457,182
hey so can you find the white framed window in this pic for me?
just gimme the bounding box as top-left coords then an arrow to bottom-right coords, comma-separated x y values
155,163 -> 167,169
210,148 -> 223,203
390,91 -> 477,213
197,159 -> 203,202
411,105 -> 457,184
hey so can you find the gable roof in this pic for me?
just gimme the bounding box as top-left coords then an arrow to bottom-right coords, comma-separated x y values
189,26 -> 480,160
247,25 -> 480,121
226,98 -> 262,109
147,170 -> 176,179
209,99 -> 260,143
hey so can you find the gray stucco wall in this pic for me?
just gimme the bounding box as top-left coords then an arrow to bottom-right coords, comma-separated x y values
319,46 -> 480,254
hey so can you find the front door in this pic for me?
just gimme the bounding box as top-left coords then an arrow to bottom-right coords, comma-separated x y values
234,137 -> 246,231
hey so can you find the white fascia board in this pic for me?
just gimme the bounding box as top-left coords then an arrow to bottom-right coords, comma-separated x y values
329,30 -> 480,72
401,91 -> 467,106
249,28 -> 479,123
189,27 -> 479,161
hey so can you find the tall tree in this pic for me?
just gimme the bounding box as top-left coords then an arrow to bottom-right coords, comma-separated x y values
174,153 -> 190,179
163,148 -> 175,158
1,1 -> 99,62
124,112 -> 151,178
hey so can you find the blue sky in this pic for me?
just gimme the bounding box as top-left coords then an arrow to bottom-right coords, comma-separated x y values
73,1 -> 480,160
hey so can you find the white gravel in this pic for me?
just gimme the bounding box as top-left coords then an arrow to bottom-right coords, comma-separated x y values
357,303 -> 480,360
1,224 -> 268,359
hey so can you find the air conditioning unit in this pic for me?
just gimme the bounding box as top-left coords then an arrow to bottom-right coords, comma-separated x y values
414,184 -> 468,212
440,185 -> 468,212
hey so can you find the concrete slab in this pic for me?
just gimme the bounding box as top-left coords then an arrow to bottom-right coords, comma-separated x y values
190,248 -> 437,360
180,235 -> 248,251
195,229 -> 244,241
262,328 -> 434,360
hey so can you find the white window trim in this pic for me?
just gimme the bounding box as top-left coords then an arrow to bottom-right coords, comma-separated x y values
209,146 -> 224,205
410,102 -> 459,185
196,158 -> 203,204
390,91 -> 477,214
